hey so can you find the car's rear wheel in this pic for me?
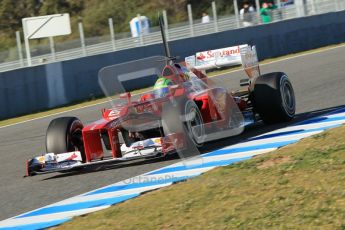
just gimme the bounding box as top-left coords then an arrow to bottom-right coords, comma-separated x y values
46,117 -> 86,162
252,72 -> 295,124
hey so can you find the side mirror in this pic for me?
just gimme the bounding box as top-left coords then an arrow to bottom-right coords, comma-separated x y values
168,85 -> 179,96
120,92 -> 131,104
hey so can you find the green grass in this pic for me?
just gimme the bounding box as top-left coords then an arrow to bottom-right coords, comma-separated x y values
2,42 -> 345,128
55,125 -> 345,230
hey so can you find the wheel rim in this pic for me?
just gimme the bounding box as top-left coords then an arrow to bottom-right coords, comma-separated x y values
185,102 -> 205,144
190,108 -> 203,138
280,76 -> 295,116
67,120 -> 83,151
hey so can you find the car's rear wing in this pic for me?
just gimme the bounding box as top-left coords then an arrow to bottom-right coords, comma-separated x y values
185,44 -> 261,82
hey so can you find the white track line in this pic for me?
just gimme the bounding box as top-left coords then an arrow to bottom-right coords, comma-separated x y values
157,148 -> 276,170
0,206 -> 109,227
256,116 -> 345,136
54,184 -> 172,206
1,44 -> 345,129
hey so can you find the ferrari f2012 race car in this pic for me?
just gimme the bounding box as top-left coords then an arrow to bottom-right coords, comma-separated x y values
25,19 -> 295,176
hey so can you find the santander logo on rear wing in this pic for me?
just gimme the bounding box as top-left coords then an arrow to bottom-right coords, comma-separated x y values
185,44 -> 259,72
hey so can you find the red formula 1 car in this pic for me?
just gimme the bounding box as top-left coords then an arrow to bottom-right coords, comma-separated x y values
25,20 -> 295,176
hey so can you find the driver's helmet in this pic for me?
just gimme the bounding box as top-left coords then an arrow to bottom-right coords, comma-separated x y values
153,77 -> 173,98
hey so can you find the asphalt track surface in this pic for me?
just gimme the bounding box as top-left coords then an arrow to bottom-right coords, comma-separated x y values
1,46 -> 345,220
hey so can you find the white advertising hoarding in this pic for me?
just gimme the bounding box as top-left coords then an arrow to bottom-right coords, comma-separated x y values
22,13 -> 71,39
22,13 -> 71,66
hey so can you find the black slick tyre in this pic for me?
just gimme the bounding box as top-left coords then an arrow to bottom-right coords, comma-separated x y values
46,117 -> 86,161
252,72 -> 295,124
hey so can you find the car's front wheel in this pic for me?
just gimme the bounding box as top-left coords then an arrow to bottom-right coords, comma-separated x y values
46,117 -> 86,162
161,98 -> 204,158
184,100 -> 205,146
